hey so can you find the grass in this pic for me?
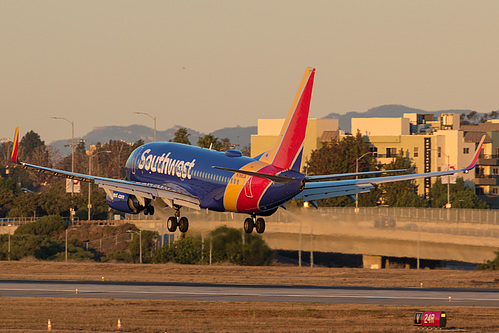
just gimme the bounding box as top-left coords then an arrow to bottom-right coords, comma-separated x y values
0,261 -> 497,332
0,298 -> 498,332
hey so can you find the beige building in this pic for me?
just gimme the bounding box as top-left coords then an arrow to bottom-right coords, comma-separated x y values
363,130 -> 475,199
251,118 -> 339,173
462,121 -> 499,207
352,117 -> 410,136
251,113 -> 489,207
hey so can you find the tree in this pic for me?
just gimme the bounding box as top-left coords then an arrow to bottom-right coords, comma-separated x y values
429,178 -> 488,209
170,128 -> 191,145
198,134 -> 222,150
209,226 -> 272,265
306,132 -> 379,206
19,130 -> 45,160
219,138 -> 232,152
0,178 -> 20,217
378,150 -> 426,207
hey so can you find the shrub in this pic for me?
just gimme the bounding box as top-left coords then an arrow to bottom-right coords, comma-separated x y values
15,215 -> 66,237
478,250 -> 499,270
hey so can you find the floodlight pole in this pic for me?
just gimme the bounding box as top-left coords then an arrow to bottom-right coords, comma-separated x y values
127,229 -> 143,263
355,152 -> 371,210
134,112 -> 156,142
87,150 -> 111,220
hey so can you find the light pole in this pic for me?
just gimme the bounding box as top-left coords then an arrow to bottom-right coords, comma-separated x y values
52,117 -> 75,195
355,152 -> 372,210
431,149 -> 451,208
134,112 -> 156,142
127,229 -> 142,263
7,223 -> 11,261
87,150 -> 111,220
65,227 -> 77,262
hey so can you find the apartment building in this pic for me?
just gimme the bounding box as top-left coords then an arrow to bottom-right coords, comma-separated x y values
351,114 -> 475,200
461,121 -> 499,207
250,118 -> 340,172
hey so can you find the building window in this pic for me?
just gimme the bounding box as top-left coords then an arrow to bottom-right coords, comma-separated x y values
493,187 -> 498,195
369,146 -> 378,158
463,147 -> 470,154
437,147 -> 442,158
413,147 -> 418,158
495,148 -> 499,158
493,168 -> 499,175
386,148 -> 397,158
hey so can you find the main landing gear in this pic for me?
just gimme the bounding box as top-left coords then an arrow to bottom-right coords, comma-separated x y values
243,215 -> 265,234
167,206 -> 189,233
143,199 -> 155,215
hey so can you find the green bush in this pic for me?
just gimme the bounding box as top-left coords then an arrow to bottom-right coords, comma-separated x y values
128,229 -> 158,263
101,251 -> 133,263
478,251 -> 499,270
15,215 -> 66,237
152,226 -> 273,266
153,236 -> 203,264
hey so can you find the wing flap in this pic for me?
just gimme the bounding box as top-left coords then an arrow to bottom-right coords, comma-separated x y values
296,183 -> 374,202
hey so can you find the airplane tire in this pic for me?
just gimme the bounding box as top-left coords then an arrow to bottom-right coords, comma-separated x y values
244,218 -> 254,234
167,216 -> 177,232
179,217 -> 189,233
148,205 -> 155,215
255,218 -> 265,234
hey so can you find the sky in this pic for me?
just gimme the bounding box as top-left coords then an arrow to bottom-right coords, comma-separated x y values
2,1 -> 499,144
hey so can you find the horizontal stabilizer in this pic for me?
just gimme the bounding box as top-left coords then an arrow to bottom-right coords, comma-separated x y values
212,166 -> 296,183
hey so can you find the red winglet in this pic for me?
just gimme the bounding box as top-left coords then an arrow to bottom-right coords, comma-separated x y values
11,127 -> 19,164
464,135 -> 486,171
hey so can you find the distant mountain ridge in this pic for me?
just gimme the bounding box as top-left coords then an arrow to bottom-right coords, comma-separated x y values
50,104 -> 481,155
323,104 -> 475,133
50,124 -> 257,155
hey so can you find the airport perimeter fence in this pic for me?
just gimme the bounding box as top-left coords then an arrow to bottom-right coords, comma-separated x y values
322,207 -> 499,225
83,232 -> 133,252
121,206 -> 499,225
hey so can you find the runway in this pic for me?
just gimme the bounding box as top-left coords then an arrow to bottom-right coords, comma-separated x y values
0,279 -> 497,307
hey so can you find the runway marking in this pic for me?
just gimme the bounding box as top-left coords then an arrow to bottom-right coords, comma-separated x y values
2,287 -> 499,303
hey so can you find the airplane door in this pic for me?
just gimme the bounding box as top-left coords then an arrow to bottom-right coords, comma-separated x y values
244,177 -> 254,199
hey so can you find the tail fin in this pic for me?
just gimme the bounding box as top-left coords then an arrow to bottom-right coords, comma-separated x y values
258,67 -> 315,171
11,127 -> 19,164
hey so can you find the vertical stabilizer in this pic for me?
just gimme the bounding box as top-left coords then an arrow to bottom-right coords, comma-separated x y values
258,68 -> 315,171
11,127 -> 19,164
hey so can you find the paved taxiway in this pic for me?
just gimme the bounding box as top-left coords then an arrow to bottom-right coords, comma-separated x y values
0,280 -> 497,307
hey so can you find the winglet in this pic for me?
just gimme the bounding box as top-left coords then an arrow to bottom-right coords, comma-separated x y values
11,127 -> 19,164
464,135 -> 486,171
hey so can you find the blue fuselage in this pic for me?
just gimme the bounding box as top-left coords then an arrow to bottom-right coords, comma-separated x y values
124,142 -> 304,214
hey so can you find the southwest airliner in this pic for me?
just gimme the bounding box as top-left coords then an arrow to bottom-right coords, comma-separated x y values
11,68 -> 485,234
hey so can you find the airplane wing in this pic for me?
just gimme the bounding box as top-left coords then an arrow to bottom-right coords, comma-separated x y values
304,169 -> 408,182
10,127 -> 200,210
295,135 -> 485,203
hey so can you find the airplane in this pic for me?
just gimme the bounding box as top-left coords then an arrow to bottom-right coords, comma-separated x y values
10,67 -> 485,234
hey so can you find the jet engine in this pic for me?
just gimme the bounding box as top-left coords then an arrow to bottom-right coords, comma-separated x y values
106,191 -> 145,214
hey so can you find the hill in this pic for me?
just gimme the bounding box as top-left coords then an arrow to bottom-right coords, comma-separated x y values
50,125 -> 256,155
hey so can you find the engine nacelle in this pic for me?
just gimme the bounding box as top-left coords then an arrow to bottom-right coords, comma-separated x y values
106,191 -> 145,214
